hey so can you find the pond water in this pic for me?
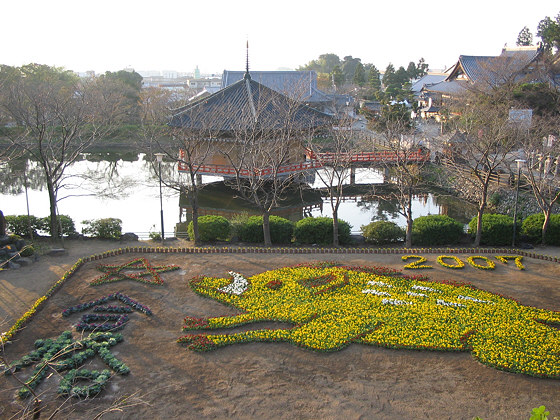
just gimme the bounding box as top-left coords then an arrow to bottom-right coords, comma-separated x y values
0,154 -> 474,238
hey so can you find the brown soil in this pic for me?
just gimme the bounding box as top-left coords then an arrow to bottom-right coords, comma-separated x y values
1,239 -> 559,419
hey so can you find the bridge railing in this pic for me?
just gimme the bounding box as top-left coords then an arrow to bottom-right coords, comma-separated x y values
178,149 -> 430,176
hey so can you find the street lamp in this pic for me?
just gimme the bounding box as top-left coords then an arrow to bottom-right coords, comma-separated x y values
512,159 -> 526,247
155,153 -> 165,245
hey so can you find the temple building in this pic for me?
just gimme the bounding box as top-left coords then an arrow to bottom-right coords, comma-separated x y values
169,68 -> 333,176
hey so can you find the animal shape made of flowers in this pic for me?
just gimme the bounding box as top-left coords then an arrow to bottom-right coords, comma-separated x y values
179,263 -> 560,378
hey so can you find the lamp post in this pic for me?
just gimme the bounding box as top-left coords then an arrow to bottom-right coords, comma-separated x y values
512,159 -> 526,247
155,153 -> 165,245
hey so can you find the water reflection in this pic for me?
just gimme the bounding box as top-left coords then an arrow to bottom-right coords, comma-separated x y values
1,154 -> 475,237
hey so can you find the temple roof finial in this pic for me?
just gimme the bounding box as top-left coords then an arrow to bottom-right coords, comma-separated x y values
244,40 -> 251,80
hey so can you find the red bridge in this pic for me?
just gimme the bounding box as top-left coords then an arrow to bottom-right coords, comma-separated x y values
178,149 -> 429,176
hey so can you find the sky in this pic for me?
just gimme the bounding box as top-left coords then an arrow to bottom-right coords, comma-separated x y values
2,0 -> 559,76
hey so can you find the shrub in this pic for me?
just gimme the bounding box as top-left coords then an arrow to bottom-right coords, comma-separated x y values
294,217 -> 352,245
361,221 -> 404,245
188,215 -> 231,242
5,215 -> 42,238
237,215 -> 294,244
467,214 -> 517,246
521,213 -> 560,245
40,215 -> 77,237
82,218 -> 122,240
412,215 -> 464,246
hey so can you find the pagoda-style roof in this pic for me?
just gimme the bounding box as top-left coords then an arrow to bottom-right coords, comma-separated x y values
445,46 -> 543,84
169,73 -> 333,132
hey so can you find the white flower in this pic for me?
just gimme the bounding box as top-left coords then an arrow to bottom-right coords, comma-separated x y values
406,291 -> 427,298
367,280 -> 393,288
458,295 -> 495,305
361,289 -> 391,296
219,271 -> 249,295
436,299 -> 465,308
382,298 -> 413,306
412,285 -> 441,293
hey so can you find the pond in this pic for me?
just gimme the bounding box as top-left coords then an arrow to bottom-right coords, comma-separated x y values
0,154 -> 475,239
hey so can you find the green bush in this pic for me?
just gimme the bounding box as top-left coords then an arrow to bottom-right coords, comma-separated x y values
40,215 -> 77,237
361,221 -> 404,245
521,213 -> 560,245
412,215 -> 464,246
294,217 -> 352,245
5,215 -> 42,237
467,214 -> 517,246
188,215 -> 231,242
237,215 -> 294,244
82,218 -> 122,240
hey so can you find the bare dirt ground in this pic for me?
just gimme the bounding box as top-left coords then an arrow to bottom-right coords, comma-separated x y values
1,239 -> 559,419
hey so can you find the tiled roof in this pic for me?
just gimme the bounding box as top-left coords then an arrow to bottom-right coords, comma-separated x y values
169,74 -> 333,131
222,70 -> 318,101
411,74 -> 447,93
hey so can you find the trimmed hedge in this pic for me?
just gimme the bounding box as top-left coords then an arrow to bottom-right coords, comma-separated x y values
188,215 -> 231,242
237,215 -> 294,244
294,217 -> 352,245
41,215 -> 77,237
82,218 -> 122,240
5,214 -> 77,237
468,214 -> 517,246
5,215 -> 42,237
361,221 -> 404,245
521,213 -> 560,245
412,215 -> 464,246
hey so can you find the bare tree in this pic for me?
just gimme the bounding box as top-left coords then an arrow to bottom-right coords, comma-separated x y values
442,89 -> 519,246
520,114 -> 560,243
305,111 -> 357,246
0,64 -> 128,241
219,76 -> 331,246
366,102 -> 429,248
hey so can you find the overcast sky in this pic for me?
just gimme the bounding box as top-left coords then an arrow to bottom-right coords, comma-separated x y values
2,0 -> 559,75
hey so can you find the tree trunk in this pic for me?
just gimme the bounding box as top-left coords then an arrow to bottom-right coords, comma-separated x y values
542,210 -> 552,245
474,207 -> 485,247
332,211 -> 340,247
405,192 -> 413,248
189,183 -> 200,246
46,178 -> 60,240
262,211 -> 272,247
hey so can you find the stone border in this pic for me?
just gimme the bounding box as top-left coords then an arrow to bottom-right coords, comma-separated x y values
1,246 -> 556,345
83,246 -> 560,263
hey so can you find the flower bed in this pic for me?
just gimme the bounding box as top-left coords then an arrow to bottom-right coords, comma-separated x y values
5,331 -> 129,399
180,263 -> 560,378
90,257 -> 180,286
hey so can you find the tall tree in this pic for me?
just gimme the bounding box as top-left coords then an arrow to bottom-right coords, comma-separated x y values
366,103 -> 426,248
442,88 -> 519,246
305,113 -> 358,247
341,56 -> 362,83
368,65 -> 381,93
416,58 -> 428,78
382,63 -> 396,88
331,66 -> 344,89
516,26 -> 534,46
406,61 -> 418,80
537,14 -> 560,52
299,53 -> 341,74
0,64 -> 128,240
352,62 -> 366,87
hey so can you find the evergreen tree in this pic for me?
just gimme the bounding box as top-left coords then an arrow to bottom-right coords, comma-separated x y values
516,26 -> 534,46
352,62 -> 366,86
330,66 -> 344,89
368,65 -> 381,92
537,14 -> 560,52
382,63 -> 396,87
406,62 -> 417,80
416,58 -> 428,77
